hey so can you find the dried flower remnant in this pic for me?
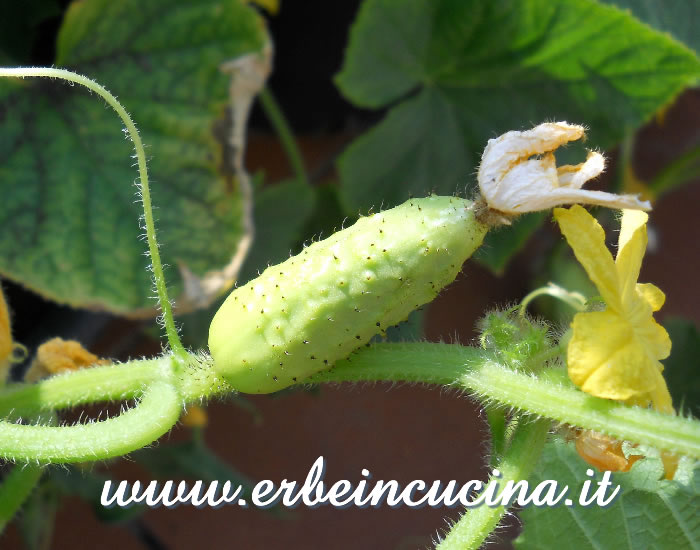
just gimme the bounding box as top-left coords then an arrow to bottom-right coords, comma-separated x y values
575,430 -> 678,480
24,337 -> 111,382
478,122 -> 650,217
575,429 -> 643,472
181,405 -> 208,428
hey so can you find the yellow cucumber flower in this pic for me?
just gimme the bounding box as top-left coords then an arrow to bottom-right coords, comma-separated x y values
553,205 -> 673,413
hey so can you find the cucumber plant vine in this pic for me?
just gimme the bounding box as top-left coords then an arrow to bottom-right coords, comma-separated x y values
0,65 -> 698,550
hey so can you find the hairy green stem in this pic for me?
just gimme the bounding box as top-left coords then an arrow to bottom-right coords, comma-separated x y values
0,352 -> 217,464
310,342 -> 484,385
461,361 -> 700,457
176,354 -> 231,402
1,343 -> 697,462
485,406 -> 508,461
0,380 -> 181,463
0,353 -> 223,421
0,359 -> 161,418
436,418 -> 550,550
0,67 -> 186,359
258,87 -> 309,186
0,464 -> 43,534
313,343 -> 700,457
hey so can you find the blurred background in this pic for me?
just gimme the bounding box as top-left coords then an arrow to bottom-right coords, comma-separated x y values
1,1 -> 698,548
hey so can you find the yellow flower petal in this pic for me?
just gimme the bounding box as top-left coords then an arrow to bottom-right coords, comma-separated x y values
0,286 -> 11,364
582,345 -> 661,401
554,206 -> 622,311
568,310 -> 632,390
636,283 -> 665,312
568,310 -> 660,400
648,372 -> 674,414
618,209 -> 648,249
616,211 -> 648,307
634,315 -> 672,363
624,366 -> 673,410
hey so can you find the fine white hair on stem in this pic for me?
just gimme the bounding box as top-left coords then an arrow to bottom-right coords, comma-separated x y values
0,66 -> 188,359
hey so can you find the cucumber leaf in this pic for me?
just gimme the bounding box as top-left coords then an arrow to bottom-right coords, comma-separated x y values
0,0 -> 267,313
336,0 -> 700,214
516,437 -> 700,549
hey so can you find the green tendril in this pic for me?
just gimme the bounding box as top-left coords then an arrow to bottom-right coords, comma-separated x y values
0,380 -> 181,463
0,67 -> 186,359
0,359 -> 161,418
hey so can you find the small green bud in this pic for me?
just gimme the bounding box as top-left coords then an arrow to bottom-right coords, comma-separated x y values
478,310 -> 554,370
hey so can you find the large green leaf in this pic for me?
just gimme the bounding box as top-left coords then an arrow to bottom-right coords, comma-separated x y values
515,438 -> 700,549
336,0 -> 700,212
0,0 -> 267,313
601,0 -> 699,54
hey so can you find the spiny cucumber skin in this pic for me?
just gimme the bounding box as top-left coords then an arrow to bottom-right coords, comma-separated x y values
209,196 -> 488,394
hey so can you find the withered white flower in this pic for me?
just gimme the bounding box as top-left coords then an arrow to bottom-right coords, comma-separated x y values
477,122 -> 650,215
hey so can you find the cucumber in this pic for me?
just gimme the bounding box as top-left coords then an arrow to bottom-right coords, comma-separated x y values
209,195 -> 488,393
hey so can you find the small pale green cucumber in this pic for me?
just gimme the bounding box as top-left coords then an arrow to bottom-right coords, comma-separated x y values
209,195 -> 488,393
